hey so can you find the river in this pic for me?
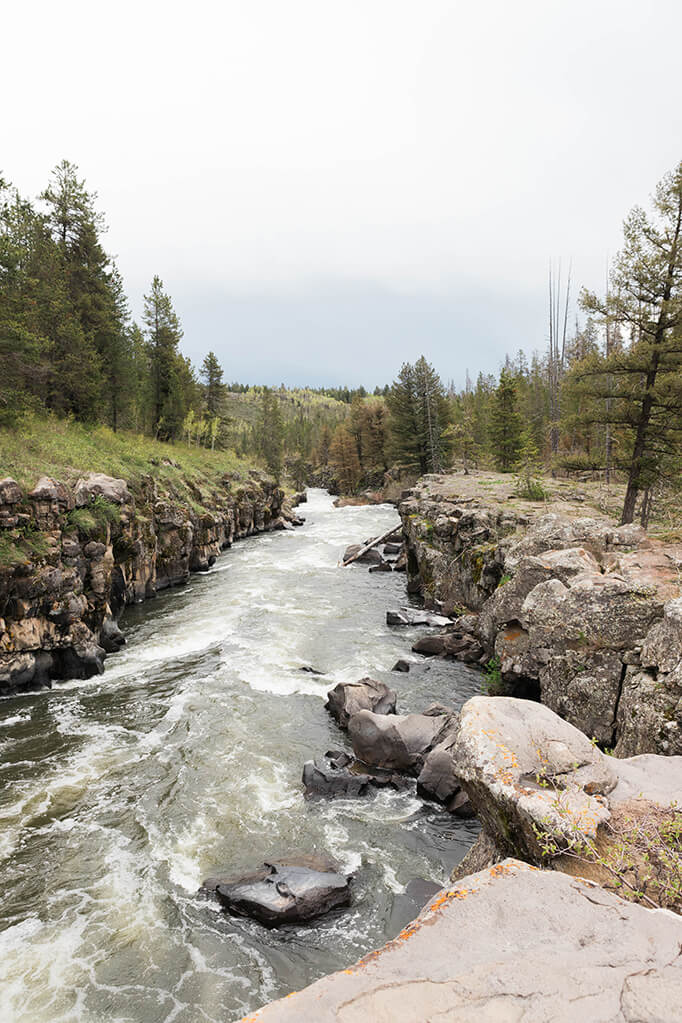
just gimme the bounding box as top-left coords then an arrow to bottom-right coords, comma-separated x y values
0,489 -> 481,1023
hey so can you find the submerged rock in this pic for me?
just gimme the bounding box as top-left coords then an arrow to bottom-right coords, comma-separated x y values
325,678 -> 397,729
391,659 -> 410,672
204,855 -> 351,927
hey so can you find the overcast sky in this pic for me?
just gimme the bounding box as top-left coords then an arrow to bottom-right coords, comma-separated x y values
5,1 -> 682,388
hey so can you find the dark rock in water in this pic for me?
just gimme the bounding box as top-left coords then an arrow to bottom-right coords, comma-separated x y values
392,550 -> 407,572
387,608 -> 451,627
383,542 -> 402,556
299,665 -> 325,675
349,708 -> 455,774
204,855 -> 351,927
411,634 -> 450,656
303,752 -> 373,798
303,750 -> 410,799
449,789 -> 476,818
100,617 -> 125,653
326,678 -> 397,729
417,716 -> 462,806
369,561 -> 392,573
343,544 -> 383,565
387,877 -> 442,936
392,659 -> 410,673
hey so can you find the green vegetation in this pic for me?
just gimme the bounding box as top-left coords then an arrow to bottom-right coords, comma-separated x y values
65,495 -> 120,539
534,784 -> 682,915
481,655 -> 506,696
2,158 -> 680,520
0,524 -> 51,569
0,413 -> 249,492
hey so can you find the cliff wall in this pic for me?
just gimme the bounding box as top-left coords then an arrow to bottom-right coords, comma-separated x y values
0,470 -> 300,695
399,473 -> 682,756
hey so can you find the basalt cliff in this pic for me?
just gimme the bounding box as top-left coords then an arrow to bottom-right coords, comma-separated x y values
399,473 -> 682,757
0,470 -> 301,695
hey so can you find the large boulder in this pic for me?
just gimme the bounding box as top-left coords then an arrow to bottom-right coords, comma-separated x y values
74,473 -> 131,507
326,678 -> 397,729
240,860 -> 682,1022
451,696 -> 682,873
342,544 -> 382,565
203,855 -> 351,927
349,707 -> 455,774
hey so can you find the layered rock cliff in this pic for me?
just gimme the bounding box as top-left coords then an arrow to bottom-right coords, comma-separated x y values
399,473 -> 682,756
0,470 -> 300,695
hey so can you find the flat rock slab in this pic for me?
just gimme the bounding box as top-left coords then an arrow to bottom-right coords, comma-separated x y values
238,860 -> 682,1022
386,607 -> 452,627
204,855 -> 351,928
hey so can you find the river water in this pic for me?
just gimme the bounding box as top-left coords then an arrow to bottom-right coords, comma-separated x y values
0,489 -> 481,1023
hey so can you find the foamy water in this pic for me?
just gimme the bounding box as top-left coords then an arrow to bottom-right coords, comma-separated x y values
0,490 -> 481,1022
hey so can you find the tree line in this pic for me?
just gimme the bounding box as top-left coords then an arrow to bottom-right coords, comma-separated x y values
0,160 -> 227,442
3,159 -> 680,526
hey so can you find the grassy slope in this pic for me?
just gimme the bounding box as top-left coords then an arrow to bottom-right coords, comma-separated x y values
0,415 -> 254,494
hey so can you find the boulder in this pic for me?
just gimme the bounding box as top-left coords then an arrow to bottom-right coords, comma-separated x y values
391,659 -> 410,673
383,542 -> 402,556
386,608 -> 452,627
416,726 -> 461,806
342,544 -> 382,565
326,678 -> 397,729
74,473 -> 131,507
240,860 -> 682,1022
349,708 -> 454,774
0,478 -> 22,505
99,617 -> 125,653
28,476 -> 72,505
204,855 -> 351,927
303,751 -> 372,798
302,750 -> 408,799
451,696 -> 682,868
368,561 -> 392,573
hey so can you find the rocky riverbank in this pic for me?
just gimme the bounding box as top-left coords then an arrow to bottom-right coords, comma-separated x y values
0,470 -> 302,695
399,472 -> 682,756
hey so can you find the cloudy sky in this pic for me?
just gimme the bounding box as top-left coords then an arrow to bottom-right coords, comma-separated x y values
5,1 -> 681,387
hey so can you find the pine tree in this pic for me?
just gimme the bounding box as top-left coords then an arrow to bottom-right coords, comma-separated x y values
201,351 -> 225,414
386,357 -> 450,473
490,368 -> 522,470
258,387 -> 284,481
143,276 -> 186,440
580,161 -> 682,523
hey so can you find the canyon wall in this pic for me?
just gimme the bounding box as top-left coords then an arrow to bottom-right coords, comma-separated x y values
399,473 -> 682,756
0,470 -> 300,695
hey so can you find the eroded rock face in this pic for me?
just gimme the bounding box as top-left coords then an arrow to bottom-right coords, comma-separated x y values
239,860 -> 682,1022
0,472 -> 297,695
325,678 -> 397,729
203,855 -> 351,927
399,476 -> 682,754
